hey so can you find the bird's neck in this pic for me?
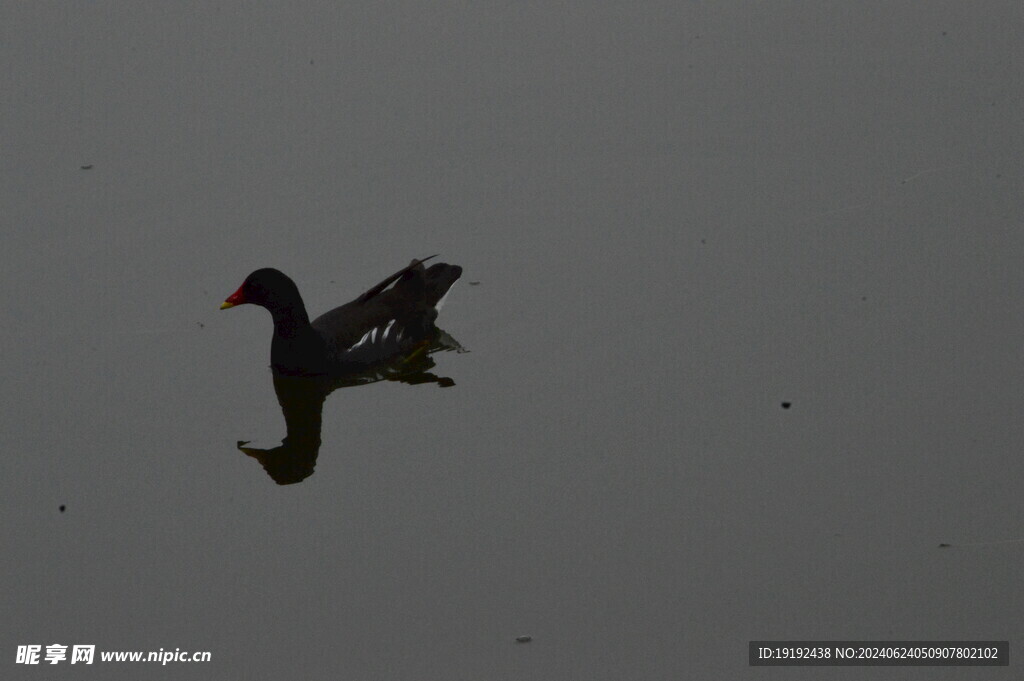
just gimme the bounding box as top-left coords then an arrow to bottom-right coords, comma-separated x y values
268,301 -> 313,339
269,304 -> 328,376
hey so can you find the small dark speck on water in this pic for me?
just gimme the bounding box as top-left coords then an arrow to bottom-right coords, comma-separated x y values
468,281 -> 480,286
197,322 -> 205,329
59,505 -> 66,513
861,296 -> 867,301
941,31 -> 947,36
80,164 -> 93,170
938,543 -> 951,548
781,402 -> 792,409
700,238 -> 706,244
516,636 -> 532,644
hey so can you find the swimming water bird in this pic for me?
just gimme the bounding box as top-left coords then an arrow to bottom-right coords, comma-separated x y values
220,256 -> 462,376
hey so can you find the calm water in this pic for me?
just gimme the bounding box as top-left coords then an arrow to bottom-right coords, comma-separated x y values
2,2 -> 1023,679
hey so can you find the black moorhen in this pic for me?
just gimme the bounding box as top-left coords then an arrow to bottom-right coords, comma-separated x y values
220,256 -> 462,376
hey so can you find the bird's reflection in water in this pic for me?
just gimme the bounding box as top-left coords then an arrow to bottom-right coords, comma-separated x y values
238,330 -> 464,485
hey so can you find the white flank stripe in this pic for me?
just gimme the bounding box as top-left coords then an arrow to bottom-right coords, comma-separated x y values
382,319 -> 396,340
369,327 -> 378,343
349,330 -> 371,351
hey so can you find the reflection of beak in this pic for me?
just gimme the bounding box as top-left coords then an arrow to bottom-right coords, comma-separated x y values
220,301 -> 236,310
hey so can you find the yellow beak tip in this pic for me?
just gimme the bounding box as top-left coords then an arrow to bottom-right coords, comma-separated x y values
219,301 -> 236,310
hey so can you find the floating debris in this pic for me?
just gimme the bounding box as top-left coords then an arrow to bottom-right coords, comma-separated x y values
515,636 -> 532,644
59,505 -> 66,513
938,543 -> 951,548
781,402 -> 792,409
468,281 -> 481,286
80,164 -> 93,170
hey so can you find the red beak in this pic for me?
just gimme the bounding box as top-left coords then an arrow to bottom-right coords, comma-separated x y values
220,284 -> 246,310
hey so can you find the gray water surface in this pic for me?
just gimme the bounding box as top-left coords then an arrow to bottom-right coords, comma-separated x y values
2,2 -> 1023,679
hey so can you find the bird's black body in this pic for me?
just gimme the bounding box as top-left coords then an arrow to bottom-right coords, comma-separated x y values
223,257 -> 462,376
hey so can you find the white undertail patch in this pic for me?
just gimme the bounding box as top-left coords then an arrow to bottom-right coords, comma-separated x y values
434,281 -> 456,311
